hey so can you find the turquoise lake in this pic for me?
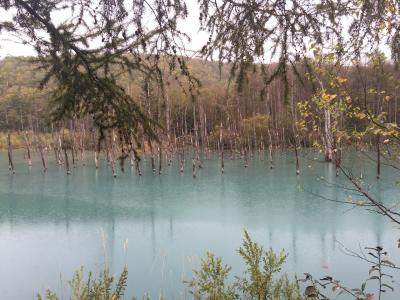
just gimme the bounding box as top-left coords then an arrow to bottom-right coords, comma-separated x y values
0,150 -> 399,299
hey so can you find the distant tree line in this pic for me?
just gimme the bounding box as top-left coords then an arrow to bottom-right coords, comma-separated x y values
0,53 -> 399,150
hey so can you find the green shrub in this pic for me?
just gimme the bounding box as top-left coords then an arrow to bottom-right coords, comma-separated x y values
36,266 -> 128,300
186,230 -> 302,300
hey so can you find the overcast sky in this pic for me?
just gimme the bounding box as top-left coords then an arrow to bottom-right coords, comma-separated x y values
0,0 -> 206,58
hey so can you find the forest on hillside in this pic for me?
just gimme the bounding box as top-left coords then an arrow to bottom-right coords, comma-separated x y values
1,53 -> 399,153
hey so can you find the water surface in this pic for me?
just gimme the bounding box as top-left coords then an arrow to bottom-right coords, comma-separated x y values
0,150 -> 399,299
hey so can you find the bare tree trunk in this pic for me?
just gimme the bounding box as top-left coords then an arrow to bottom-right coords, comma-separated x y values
192,158 -> 196,178
149,139 -> 156,173
120,145 -> 126,173
221,149 -> 225,174
193,103 -> 202,169
294,142 -> 300,175
110,129 -> 117,178
220,122 -> 224,174
130,137 -> 142,176
93,130 -> 99,169
110,152 -> 117,177
23,131 -> 32,167
80,121 -> 86,166
63,147 -> 71,175
53,145 -> 59,166
180,148 -> 184,173
323,108 -> 333,162
244,143 -> 248,168
166,95 -> 171,142
50,124 -> 59,165
335,148 -> 341,177
38,143 -> 47,172
130,150 -> 135,167
57,133 -> 63,165
291,83 -> 300,175
158,146 -> 162,175
269,144 -> 273,169
105,135 -> 111,164
7,131 -> 15,173
135,157 -> 142,176
94,150 -> 99,169
71,146 -> 76,167
376,134 -> 381,179
333,134 -> 341,177
70,120 -> 77,167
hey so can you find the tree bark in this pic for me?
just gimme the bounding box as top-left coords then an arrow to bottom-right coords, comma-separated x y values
220,122 -> 224,174
7,131 -> 15,173
38,143 -> 47,172
23,131 -> 32,167
376,134 -> 381,179
323,108 -> 333,162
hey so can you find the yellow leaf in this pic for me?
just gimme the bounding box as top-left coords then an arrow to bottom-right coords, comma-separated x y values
356,112 -> 366,119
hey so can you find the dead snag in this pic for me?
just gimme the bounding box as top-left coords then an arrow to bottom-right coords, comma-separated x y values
7,131 -> 15,173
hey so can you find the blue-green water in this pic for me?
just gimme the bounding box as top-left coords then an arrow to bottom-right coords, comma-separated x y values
0,150 -> 399,299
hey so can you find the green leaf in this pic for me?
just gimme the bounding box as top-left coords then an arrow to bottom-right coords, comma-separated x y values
382,284 -> 394,292
369,276 -> 379,281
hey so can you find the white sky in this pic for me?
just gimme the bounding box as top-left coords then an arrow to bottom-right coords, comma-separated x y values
0,1 -> 392,62
0,0 -> 206,58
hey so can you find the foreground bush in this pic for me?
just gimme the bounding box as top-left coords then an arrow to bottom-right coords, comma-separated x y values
37,266 -> 128,300
186,230 -> 301,300
36,231 -> 395,299
36,231 -> 300,300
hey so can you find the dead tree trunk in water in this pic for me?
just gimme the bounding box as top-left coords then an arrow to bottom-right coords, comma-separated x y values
269,144 -> 273,169
267,123 -> 274,169
220,122 -> 224,174
70,120 -> 77,168
180,147 -> 185,173
7,132 -> 15,173
130,145 -> 135,168
61,129 -> 70,174
135,158 -> 142,176
334,147 -> 341,177
193,103 -> 202,169
158,146 -> 162,175
244,139 -> 249,168
63,147 -> 71,175
130,137 -> 142,176
109,129 -> 117,178
57,133 -> 63,165
333,134 -> 341,177
323,108 -> 334,162
120,145 -> 126,173
376,134 -> 381,179
53,144 -> 60,166
38,143 -> 47,172
92,130 -> 99,169
291,84 -> 300,175
70,133 -> 76,168
294,142 -> 300,175
50,124 -> 60,166
23,131 -> 32,167
129,135 -> 135,168
80,121 -> 86,166
148,140 -> 156,173
166,95 -> 171,143
192,158 -> 196,178
94,149 -> 99,169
